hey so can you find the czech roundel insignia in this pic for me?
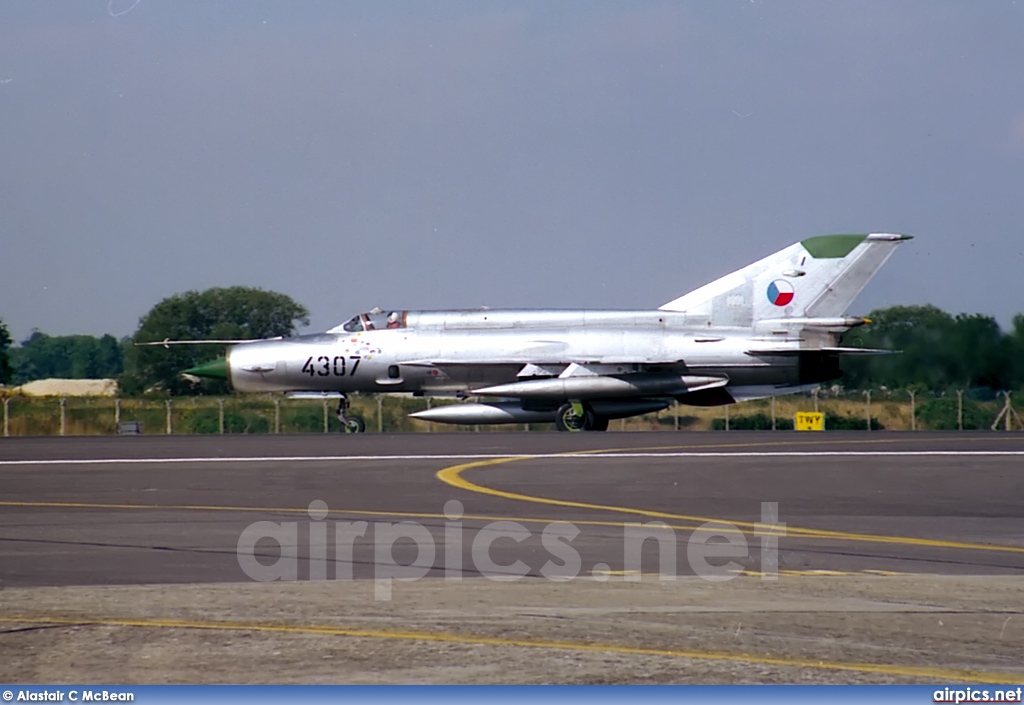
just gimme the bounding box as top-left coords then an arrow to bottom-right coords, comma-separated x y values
767,279 -> 794,306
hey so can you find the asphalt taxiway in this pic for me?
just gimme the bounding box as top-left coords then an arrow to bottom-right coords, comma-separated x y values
2,432 -> 1024,684
1,432 -> 1022,587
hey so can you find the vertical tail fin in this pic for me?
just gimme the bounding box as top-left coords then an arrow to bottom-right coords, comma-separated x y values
659,233 -> 912,326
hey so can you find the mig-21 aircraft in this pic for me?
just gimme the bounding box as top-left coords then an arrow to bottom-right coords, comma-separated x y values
178,233 -> 910,432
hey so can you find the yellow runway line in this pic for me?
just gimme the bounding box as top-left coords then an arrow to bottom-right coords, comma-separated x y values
435,446 -> 1024,555
0,615 -> 1019,684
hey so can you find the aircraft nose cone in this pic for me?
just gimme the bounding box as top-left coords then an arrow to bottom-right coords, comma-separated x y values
183,357 -> 228,380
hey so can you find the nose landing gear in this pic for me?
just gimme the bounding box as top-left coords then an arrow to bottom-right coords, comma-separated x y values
337,396 -> 366,433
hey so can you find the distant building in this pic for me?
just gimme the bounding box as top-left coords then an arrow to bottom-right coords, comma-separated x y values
6,379 -> 118,397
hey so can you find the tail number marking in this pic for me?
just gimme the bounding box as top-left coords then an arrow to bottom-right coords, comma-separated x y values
302,355 -> 361,377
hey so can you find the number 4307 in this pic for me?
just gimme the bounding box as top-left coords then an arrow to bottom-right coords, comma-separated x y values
302,355 -> 361,377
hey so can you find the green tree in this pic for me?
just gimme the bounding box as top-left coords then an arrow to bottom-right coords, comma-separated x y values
1010,314 -> 1024,391
10,332 -> 125,384
0,318 -> 12,385
945,313 -> 1012,390
841,305 -> 957,389
121,287 -> 309,396
841,305 -> 1015,392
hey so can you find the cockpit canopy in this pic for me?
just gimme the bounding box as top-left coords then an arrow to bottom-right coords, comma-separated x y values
335,310 -> 408,333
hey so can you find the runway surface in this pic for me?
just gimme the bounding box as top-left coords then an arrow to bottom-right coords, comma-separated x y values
2,432 -> 1023,587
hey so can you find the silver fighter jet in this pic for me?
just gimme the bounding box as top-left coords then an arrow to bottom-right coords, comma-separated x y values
183,233 -> 910,432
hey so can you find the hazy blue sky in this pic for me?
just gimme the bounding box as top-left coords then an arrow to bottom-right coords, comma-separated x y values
1,1 -> 1022,341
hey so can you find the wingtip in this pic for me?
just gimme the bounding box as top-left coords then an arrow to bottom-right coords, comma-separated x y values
866,233 -> 914,242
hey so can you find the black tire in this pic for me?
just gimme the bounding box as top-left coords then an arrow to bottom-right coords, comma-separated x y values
555,403 -> 593,432
342,415 -> 366,433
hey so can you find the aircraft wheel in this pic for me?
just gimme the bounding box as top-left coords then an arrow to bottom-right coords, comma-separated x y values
341,415 -> 366,433
589,416 -> 609,432
555,403 -> 594,432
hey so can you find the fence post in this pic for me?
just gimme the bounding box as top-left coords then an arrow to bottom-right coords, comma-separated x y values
3,397 -> 9,437
218,399 -> 225,434
60,397 -> 67,436
956,390 -> 964,431
1006,391 -> 1012,432
165,399 -> 173,434
114,398 -> 121,433
425,397 -> 432,433
274,398 -> 281,434
770,396 -> 776,431
377,396 -> 383,433
323,399 -> 329,433
991,391 -> 1022,431
908,390 -> 916,431
864,390 -> 871,431
673,399 -> 679,431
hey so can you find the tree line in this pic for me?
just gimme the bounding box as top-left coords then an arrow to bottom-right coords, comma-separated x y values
1,292 -> 1021,395
4,331 -> 124,384
839,305 -> 1024,393
0,287 -> 308,395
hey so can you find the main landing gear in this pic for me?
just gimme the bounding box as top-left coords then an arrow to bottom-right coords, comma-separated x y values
554,402 -> 609,432
336,396 -> 366,433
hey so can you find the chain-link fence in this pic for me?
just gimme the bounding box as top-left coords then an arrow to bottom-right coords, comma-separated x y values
0,394 -> 562,436
705,388 -> 1022,432
0,390 -> 1021,436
